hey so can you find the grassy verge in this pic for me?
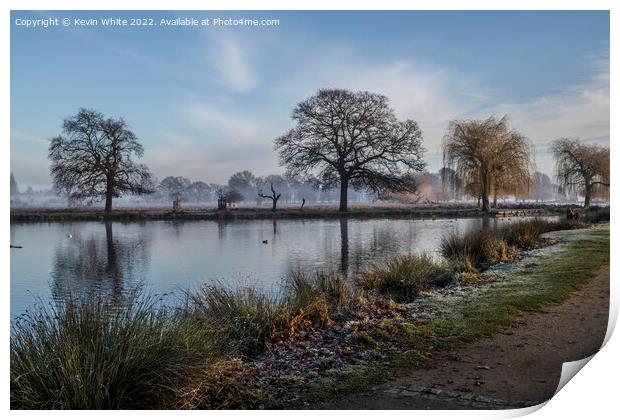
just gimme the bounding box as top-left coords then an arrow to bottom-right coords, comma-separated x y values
307,225 -> 609,401
10,219 -> 609,409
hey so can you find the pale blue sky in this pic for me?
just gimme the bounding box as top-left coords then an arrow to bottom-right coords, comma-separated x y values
11,10 -> 609,189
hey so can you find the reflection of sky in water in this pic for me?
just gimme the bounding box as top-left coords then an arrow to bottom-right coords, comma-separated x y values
10,216 -> 556,317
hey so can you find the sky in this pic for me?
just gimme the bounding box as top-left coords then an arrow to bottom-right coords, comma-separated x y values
10,10 -> 610,190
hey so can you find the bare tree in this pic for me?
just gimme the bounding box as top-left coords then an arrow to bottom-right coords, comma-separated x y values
442,115 -> 531,212
258,183 -> 282,211
159,176 -> 192,201
275,89 -> 426,212
49,108 -> 154,213
552,138 -> 609,208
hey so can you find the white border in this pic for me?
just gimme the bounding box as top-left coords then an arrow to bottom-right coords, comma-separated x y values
3,2 -> 616,420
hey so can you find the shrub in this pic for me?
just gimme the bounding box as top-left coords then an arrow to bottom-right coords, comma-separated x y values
10,292 -> 207,409
357,254 -> 453,302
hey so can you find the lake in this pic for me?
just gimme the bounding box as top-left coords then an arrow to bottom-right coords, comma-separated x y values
10,216 -> 547,317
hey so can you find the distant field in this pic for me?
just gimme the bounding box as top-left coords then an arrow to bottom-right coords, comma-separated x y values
10,203 -> 567,223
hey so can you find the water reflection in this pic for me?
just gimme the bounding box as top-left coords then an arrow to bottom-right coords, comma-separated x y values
50,222 -> 152,304
339,218 -> 349,274
11,216 -> 557,317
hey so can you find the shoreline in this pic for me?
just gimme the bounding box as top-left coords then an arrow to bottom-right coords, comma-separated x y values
296,225 -> 610,408
10,205 -> 565,223
10,221 -> 610,409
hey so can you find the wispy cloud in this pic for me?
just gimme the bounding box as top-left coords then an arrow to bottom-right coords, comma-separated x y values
210,37 -> 257,93
143,101 -> 284,182
11,130 -> 49,146
486,58 -> 609,172
148,50 -> 609,183
274,47 -> 609,174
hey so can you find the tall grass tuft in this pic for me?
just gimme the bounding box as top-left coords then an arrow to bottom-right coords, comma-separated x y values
188,272 -> 359,356
283,270 -> 358,320
10,292 -> 208,409
357,254 -> 454,302
188,285 -> 286,357
440,230 -> 511,272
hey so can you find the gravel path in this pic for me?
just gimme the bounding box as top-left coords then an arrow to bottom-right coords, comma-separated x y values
323,266 -> 609,409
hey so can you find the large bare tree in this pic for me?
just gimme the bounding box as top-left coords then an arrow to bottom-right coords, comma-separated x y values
552,138 -> 609,208
49,108 -> 154,213
275,89 -> 426,212
442,115 -> 531,212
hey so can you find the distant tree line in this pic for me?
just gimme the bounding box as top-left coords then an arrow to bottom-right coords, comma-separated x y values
42,89 -> 609,213
150,170 -> 373,207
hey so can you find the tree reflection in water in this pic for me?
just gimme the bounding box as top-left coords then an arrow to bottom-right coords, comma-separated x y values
339,218 -> 349,275
50,221 -> 152,305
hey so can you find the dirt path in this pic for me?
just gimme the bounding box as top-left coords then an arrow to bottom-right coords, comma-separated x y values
324,266 -> 610,409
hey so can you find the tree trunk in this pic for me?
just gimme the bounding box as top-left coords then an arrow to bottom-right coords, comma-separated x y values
339,178 -> 349,212
481,172 -> 490,213
272,197 -> 278,211
584,182 -> 592,209
105,191 -> 113,213
105,176 -> 114,214
481,194 -> 490,213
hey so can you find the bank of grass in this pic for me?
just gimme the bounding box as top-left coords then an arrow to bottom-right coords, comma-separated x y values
308,225 -> 609,402
186,272 -> 358,358
11,272 -> 358,409
10,219 -> 609,409
440,218 -> 583,272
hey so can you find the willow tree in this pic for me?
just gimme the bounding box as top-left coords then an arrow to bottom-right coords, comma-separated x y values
552,138 -> 609,208
442,115 -> 531,212
49,108 -> 154,213
275,89 -> 426,212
